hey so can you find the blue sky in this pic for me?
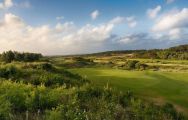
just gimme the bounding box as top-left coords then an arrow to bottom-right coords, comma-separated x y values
10,0 -> 185,27
0,0 -> 188,55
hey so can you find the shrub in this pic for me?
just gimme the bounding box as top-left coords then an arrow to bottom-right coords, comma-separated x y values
125,60 -> 139,70
37,63 -> 53,71
29,87 -> 61,111
0,98 -> 11,120
0,81 -> 32,113
0,81 -> 185,120
1,50 -> 42,63
1,51 -> 15,63
39,74 -> 64,87
162,103 -> 185,120
135,62 -> 148,70
0,65 -> 21,79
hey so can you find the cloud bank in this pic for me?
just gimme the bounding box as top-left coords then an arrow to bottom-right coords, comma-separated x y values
0,10 -> 187,55
0,0 -> 13,9
152,8 -> 188,32
0,13 -> 125,55
0,0 -> 187,55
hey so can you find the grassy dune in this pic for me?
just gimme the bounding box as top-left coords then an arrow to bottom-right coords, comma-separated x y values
70,68 -> 188,115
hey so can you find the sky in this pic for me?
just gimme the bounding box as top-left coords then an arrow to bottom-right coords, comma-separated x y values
0,0 -> 188,55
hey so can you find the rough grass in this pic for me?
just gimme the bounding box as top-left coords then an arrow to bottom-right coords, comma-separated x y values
69,68 -> 188,116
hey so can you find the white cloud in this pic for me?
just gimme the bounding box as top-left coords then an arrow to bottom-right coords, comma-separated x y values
109,16 -> 137,28
166,0 -> 175,4
109,16 -> 125,24
91,10 -> 99,20
0,13 -> 186,55
4,0 -> 13,8
0,0 -> 13,9
116,31 -> 188,50
118,36 -> 135,44
126,16 -> 137,28
1,10 -> 186,55
152,8 -> 188,32
56,16 -> 64,20
0,13 -> 125,55
168,28 -> 182,40
55,22 -> 75,33
2,13 -> 24,27
118,33 -> 146,44
147,5 -> 161,19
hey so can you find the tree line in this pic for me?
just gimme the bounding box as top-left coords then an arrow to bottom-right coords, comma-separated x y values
134,49 -> 188,60
87,44 -> 188,60
130,44 -> 188,60
0,51 -> 43,63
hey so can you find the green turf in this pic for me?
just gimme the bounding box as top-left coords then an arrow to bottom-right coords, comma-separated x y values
70,68 -> 188,114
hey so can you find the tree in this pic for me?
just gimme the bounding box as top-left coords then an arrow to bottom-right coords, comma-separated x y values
1,51 -> 15,63
125,60 -> 139,70
1,51 -> 43,62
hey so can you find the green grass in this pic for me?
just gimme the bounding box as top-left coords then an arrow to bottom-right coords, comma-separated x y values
70,68 -> 188,115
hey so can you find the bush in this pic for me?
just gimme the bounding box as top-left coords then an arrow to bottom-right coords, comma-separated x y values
38,63 -> 53,71
0,98 -> 11,120
120,60 -> 148,70
39,74 -> 64,87
0,65 -> 22,79
135,62 -> 148,70
22,63 -> 53,71
29,87 -> 61,111
46,86 -> 185,120
162,103 -> 185,120
0,80 -> 185,120
125,60 -> 139,70
29,72 -> 87,88
1,50 -> 42,63
0,81 -> 32,113
1,51 -> 15,63
0,81 -> 65,115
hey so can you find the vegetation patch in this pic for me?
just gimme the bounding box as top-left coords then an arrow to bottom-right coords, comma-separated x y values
0,45 -> 187,119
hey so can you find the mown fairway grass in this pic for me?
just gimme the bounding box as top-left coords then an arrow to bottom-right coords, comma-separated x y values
70,68 -> 188,115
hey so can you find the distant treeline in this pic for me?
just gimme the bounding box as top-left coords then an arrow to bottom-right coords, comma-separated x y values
0,51 -> 42,63
88,44 -> 188,60
134,44 -> 188,60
